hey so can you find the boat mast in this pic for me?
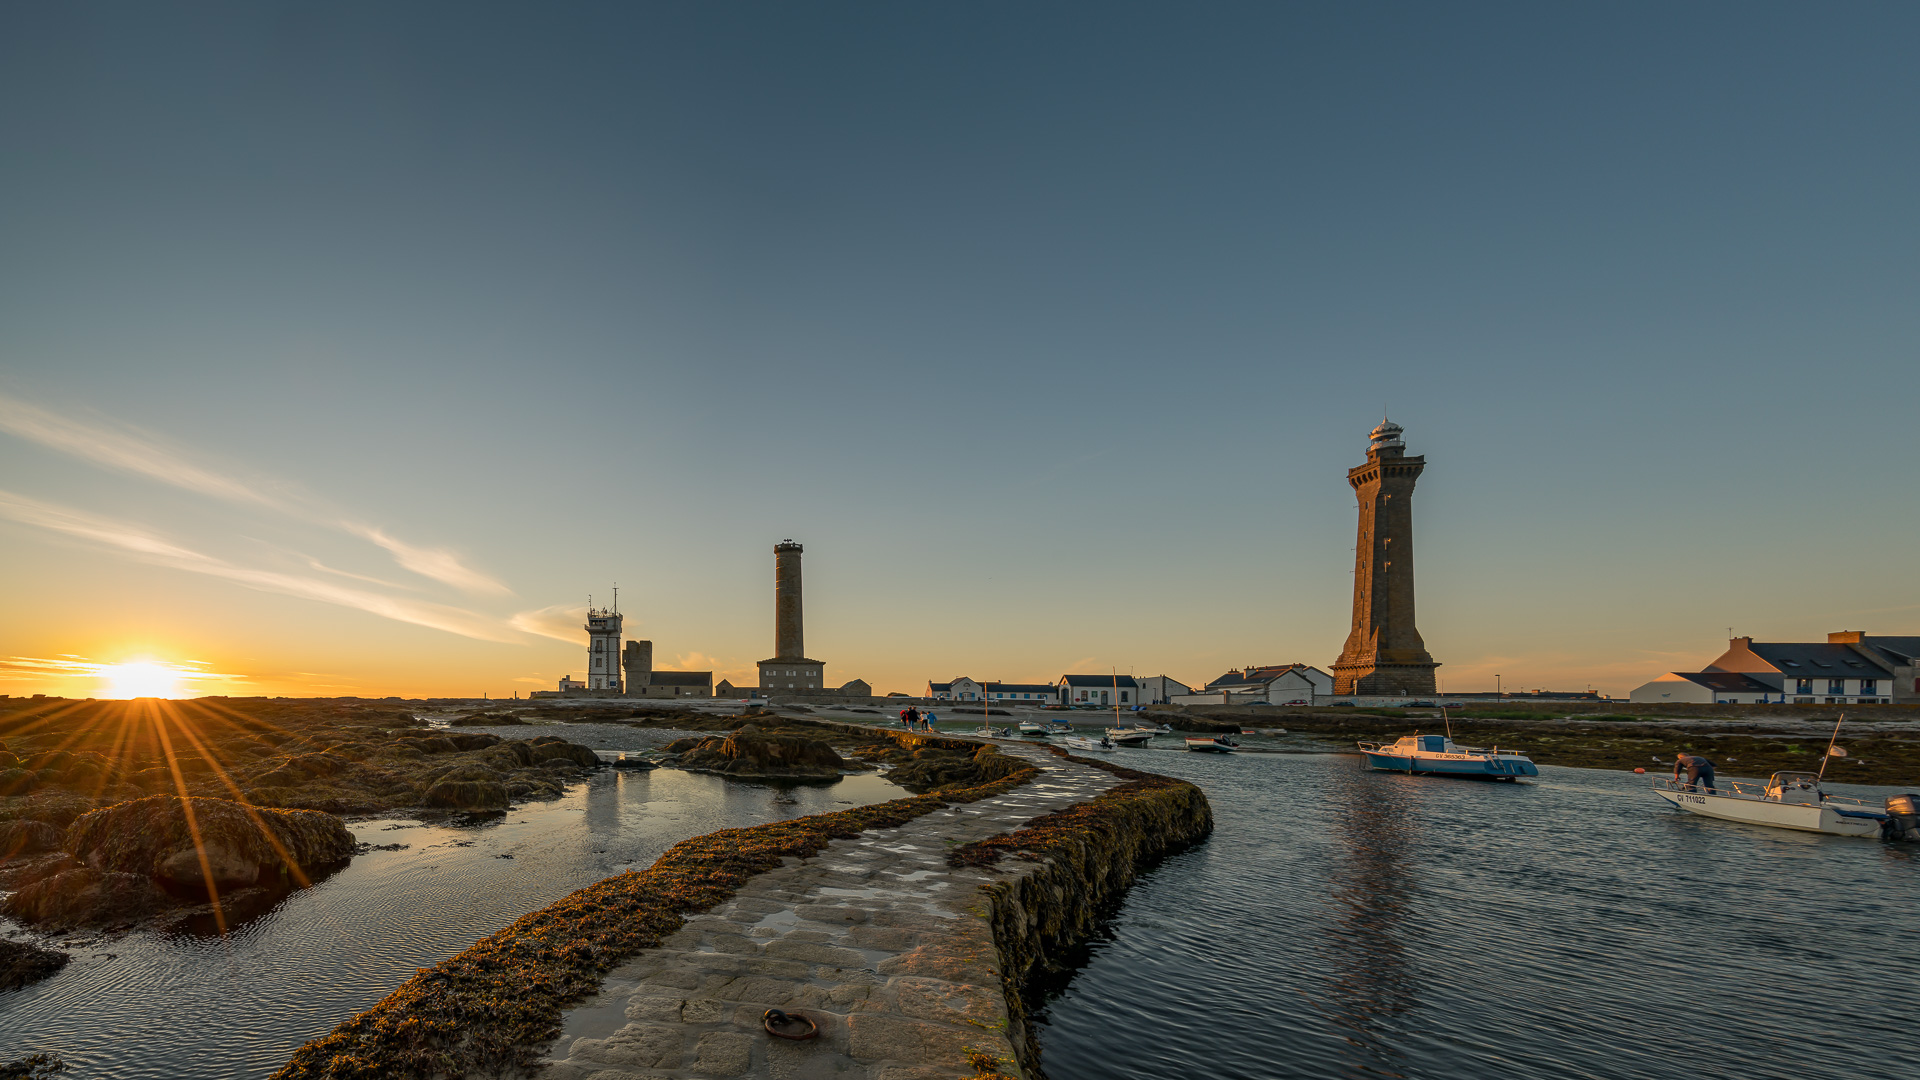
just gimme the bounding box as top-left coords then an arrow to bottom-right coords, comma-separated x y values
1111,668 -> 1120,729
1817,712 -> 1846,781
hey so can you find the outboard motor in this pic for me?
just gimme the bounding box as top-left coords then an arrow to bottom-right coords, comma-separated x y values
1882,794 -> 1920,842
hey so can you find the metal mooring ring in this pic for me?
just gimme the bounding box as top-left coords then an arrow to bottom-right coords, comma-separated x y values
763,1008 -> 819,1041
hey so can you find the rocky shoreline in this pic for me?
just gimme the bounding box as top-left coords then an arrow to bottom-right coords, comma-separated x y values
272,727 -> 1042,1079
1163,706 -> 1920,786
0,697 -> 611,958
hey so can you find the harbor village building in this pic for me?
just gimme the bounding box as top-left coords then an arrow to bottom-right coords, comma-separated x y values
925,678 -> 1058,703
1630,633 -> 1920,705
1174,663 -> 1334,706
1058,674 -> 1142,706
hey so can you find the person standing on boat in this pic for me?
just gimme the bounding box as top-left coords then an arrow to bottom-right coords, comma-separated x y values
1673,752 -> 1718,793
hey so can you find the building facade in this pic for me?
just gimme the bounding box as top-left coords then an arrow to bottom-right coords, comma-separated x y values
1629,632 -> 1920,705
1136,675 -> 1193,705
1057,674 -> 1141,706
1331,420 -> 1439,696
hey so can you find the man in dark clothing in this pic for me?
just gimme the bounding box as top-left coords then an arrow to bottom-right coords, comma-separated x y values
905,706 -> 920,730
1674,752 -> 1718,793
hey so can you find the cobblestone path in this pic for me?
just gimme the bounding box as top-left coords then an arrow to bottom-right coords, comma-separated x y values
535,741 -> 1115,1080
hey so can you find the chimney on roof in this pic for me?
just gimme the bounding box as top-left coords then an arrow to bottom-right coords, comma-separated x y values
1828,631 -> 1865,644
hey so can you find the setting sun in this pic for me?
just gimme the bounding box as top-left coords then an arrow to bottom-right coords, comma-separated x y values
102,661 -> 185,699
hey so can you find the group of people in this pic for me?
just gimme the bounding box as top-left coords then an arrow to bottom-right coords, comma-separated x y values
897,706 -> 937,732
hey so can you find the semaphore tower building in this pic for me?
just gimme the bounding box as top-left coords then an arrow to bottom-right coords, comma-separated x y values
1332,420 -> 1439,696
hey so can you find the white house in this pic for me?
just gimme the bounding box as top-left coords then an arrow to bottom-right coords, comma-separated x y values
985,682 -> 1056,703
926,681 -> 953,701
1629,671 -> 1780,705
1058,674 -> 1141,707
1177,663 -> 1334,705
1629,633 -> 1919,706
1136,675 -> 1192,705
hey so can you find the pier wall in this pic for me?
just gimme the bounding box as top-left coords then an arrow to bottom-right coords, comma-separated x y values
273,737 -> 1209,1080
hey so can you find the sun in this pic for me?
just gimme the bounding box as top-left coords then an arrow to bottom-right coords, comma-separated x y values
103,662 -> 185,699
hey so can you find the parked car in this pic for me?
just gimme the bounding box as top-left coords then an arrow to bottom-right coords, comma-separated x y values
1438,701 -> 1465,709
1404,701 -> 1437,708
1280,699 -> 1308,706
1330,701 -> 1355,707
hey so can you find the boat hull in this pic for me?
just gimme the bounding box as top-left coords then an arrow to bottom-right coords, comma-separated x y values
1650,785 -> 1883,837
1361,750 -> 1537,779
1185,738 -> 1236,753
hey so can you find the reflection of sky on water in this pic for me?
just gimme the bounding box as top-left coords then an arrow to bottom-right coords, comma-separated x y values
1035,750 -> 1920,1080
0,745 -> 900,1079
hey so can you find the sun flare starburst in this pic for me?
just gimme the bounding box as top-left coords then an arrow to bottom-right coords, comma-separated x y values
102,661 -> 186,699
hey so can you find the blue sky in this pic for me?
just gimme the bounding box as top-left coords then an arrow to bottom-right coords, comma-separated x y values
2,3 -> 1915,698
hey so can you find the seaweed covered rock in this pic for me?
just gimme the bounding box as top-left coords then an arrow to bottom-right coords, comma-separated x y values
422,780 -> 510,810
0,938 -> 69,990
886,744 -> 1029,794
0,819 -> 61,857
672,729 -> 846,779
449,713 -> 525,726
64,795 -> 354,892
2,868 -> 171,930
525,738 -> 600,768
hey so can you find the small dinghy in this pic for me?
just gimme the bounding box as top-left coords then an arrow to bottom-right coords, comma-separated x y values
1016,721 -> 1051,737
1184,736 -> 1239,753
1062,735 -> 1116,753
1357,734 -> 1537,779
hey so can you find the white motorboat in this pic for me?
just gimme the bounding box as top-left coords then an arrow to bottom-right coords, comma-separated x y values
1651,771 -> 1888,837
1185,736 -> 1239,753
1045,720 -> 1074,734
1016,721 -> 1051,737
1358,734 -> 1538,780
1106,727 -> 1156,747
1062,735 -> 1117,753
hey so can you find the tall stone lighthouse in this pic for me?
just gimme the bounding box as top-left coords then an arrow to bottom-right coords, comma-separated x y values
1332,420 -> 1439,696
758,541 -> 826,692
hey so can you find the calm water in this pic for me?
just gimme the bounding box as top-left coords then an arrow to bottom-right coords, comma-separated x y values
1036,746 -> 1920,1080
0,723 -> 901,1078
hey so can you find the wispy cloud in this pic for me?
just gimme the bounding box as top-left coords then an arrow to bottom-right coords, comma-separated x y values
347,525 -> 510,595
0,490 -> 521,643
510,603 -> 588,644
0,654 -> 240,686
0,390 -> 507,595
0,392 -> 291,511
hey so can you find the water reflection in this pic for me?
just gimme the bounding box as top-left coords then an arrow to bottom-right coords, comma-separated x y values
1319,767 -> 1421,1078
0,762 -> 902,1079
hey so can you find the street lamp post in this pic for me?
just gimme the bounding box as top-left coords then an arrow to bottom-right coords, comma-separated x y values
1496,674 -> 1502,701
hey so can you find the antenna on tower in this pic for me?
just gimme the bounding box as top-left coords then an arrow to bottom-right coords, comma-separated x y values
614,584 -> 619,615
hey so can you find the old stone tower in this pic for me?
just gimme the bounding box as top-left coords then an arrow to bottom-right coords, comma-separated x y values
1332,420 -> 1439,696
757,540 -> 826,691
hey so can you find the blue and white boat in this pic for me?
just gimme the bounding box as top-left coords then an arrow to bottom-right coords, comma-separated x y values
1357,734 -> 1538,780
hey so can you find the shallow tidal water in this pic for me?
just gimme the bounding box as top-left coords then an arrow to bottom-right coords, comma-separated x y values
0,722 -> 901,1078
1034,745 -> 1920,1080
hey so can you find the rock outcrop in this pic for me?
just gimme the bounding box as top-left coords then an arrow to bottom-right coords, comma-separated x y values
0,938 -> 70,990
64,795 -> 355,892
3,867 -> 171,930
669,728 -> 847,779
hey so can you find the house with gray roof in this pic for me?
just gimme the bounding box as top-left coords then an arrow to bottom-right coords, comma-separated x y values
1630,632 -> 1917,705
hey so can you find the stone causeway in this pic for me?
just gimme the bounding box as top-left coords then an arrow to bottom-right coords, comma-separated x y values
535,740 -> 1116,1080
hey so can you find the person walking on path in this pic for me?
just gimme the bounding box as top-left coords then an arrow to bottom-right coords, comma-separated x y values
904,706 -> 921,731
1674,752 -> 1718,793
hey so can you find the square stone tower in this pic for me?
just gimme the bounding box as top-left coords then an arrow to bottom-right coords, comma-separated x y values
1332,420 -> 1439,696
